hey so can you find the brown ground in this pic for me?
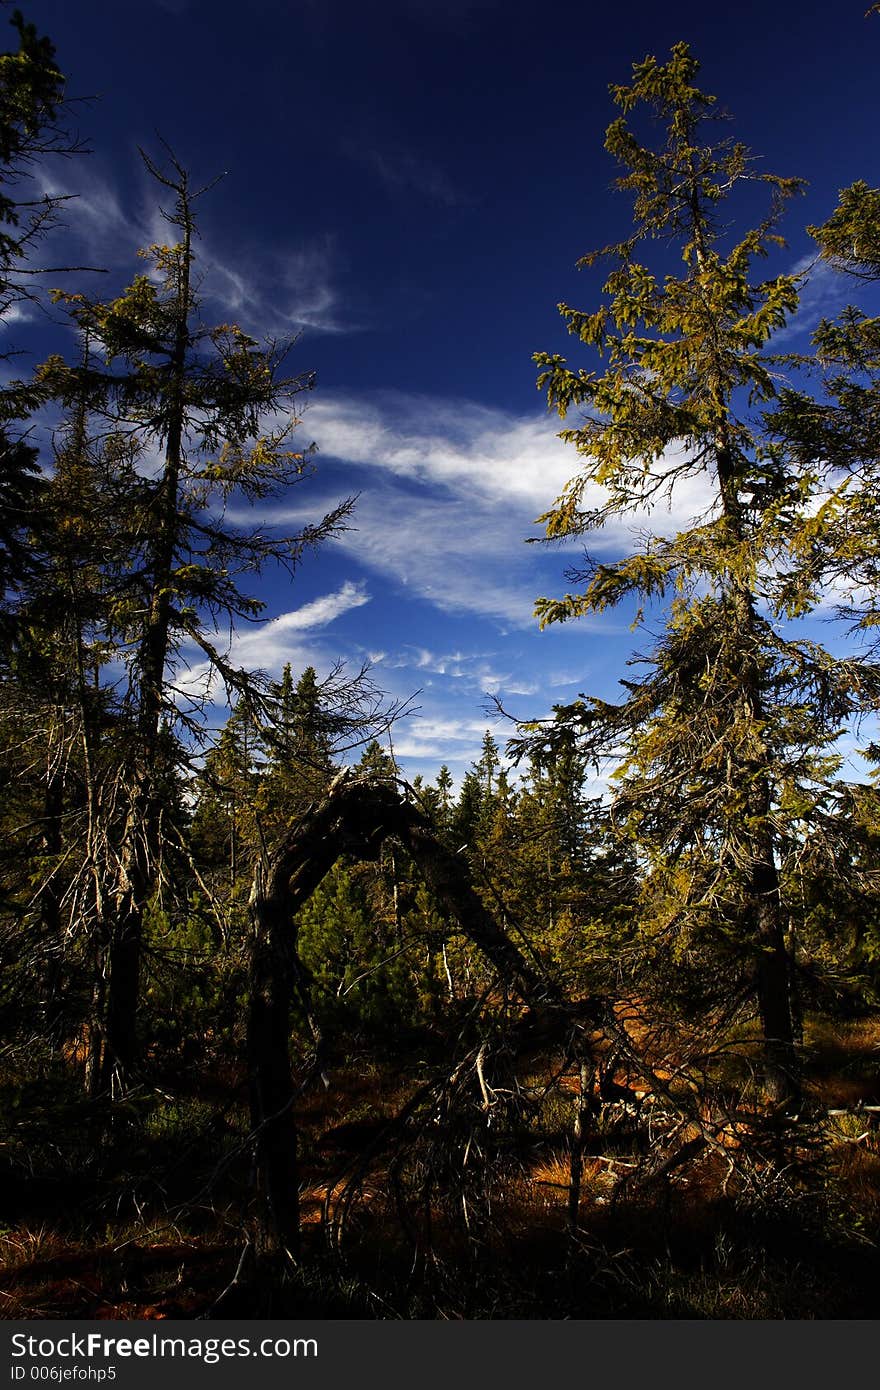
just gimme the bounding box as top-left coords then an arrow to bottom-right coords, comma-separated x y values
1,1012 -> 878,1319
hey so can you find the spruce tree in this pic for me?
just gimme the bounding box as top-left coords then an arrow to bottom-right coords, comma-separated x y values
763,183 -> 880,1001
190,696 -> 260,887
435,764 -> 454,829
770,182 -> 880,635
530,44 -> 865,1102
476,731 -> 500,799
0,6 -> 84,619
256,664 -> 336,841
450,767 -> 483,851
37,153 -> 351,1091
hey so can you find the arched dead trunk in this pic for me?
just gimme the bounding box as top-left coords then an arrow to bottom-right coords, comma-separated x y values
246,771 -> 563,1263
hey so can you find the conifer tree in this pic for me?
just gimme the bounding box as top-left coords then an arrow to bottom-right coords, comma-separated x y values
0,356 -> 138,1079
529,44 -> 865,1101
435,764 -> 454,829
763,183 -> 880,999
356,737 -> 398,781
450,766 -> 483,851
0,6 -> 72,298
476,731 -> 500,799
190,696 -> 260,888
0,6 -> 85,618
770,181 -> 880,635
37,153 -> 351,1090
256,664 -> 336,841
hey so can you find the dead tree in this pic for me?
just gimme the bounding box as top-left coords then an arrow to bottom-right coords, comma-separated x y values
246,770 -> 565,1264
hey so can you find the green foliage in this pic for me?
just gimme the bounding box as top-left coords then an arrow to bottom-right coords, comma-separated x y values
769,180 -> 880,641
256,665 -> 337,842
525,45 -> 880,1067
189,697 -> 262,885
42,270 -> 340,709
810,181 -> 880,280
0,8 -> 74,612
142,898 -> 247,1062
0,7 -> 65,282
296,860 -> 423,1034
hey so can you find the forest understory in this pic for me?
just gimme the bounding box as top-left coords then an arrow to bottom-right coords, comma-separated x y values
2,999 -> 879,1320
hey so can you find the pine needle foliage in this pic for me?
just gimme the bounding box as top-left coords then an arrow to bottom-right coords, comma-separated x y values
527,43 -> 876,1100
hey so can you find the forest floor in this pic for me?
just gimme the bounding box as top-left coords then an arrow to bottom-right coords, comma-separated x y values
1,1010 -> 879,1320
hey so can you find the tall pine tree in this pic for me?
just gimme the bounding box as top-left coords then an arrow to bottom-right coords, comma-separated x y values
529,44 -> 867,1102
37,153 -> 351,1090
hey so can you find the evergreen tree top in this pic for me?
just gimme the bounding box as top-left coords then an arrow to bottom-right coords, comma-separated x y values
533,43 -> 806,629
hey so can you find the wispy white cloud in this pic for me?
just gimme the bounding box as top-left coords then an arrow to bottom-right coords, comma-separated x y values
306,394 -> 574,514
546,667 -> 588,688
34,167 -> 148,271
308,392 -> 715,533
177,580 -> 370,700
339,485 -> 544,625
793,253 -> 841,312
389,711 -> 508,765
265,391 -> 717,627
381,644 -> 537,696
272,242 -> 352,334
773,252 -> 857,346
0,301 -> 34,327
343,138 -> 464,207
32,166 -> 355,336
262,581 -> 369,635
200,238 -> 355,337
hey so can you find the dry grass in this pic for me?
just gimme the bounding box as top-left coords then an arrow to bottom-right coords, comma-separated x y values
2,1008 -> 880,1319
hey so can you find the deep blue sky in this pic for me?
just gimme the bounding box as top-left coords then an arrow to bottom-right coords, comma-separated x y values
11,0 -> 880,784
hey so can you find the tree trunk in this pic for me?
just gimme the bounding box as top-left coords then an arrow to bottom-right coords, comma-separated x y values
103,902 -> 144,1095
101,787 -> 156,1093
715,435 -> 798,1106
567,1056 -> 593,1239
265,772 -> 561,1011
99,208 -> 191,1092
737,661 -> 798,1107
753,856 -> 797,1106
247,863 -> 301,1265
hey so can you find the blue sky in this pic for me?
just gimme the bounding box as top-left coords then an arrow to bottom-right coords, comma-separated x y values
9,0 -> 880,785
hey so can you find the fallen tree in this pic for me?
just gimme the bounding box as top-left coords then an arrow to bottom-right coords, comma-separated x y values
242,770 -> 814,1290
245,770 -> 567,1271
